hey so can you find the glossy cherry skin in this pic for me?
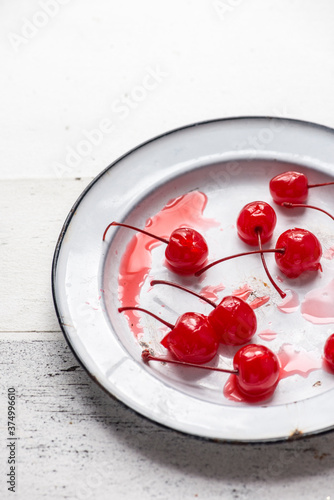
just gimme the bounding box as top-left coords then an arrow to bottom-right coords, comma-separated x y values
233,344 -> 280,401
324,334 -> 334,372
208,296 -> 257,346
165,228 -> 209,274
161,312 -> 218,364
275,228 -> 322,278
270,171 -> 308,204
236,201 -> 277,246
104,222 -> 208,275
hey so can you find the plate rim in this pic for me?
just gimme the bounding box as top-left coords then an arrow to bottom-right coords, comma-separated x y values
51,115 -> 334,443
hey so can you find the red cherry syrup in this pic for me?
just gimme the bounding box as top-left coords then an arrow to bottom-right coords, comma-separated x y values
105,191 -> 218,338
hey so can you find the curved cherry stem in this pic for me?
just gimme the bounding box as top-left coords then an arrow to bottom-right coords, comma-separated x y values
282,202 -> 334,221
308,181 -> 334,188
103,221 -> 169,244
142,349 -> 238,374
256,230 -> 286,299
118,306 -> 174,330
150,279 -> 216,308
194,248 -> 284,276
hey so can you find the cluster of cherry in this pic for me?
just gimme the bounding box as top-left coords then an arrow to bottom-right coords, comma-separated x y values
104,171 -> 334,403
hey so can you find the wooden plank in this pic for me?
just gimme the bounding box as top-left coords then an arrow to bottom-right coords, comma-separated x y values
0,178 -> 93,332
0,332 -> 334,499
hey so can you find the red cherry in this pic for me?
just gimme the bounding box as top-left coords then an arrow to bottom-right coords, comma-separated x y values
208,296 -> 257,346
232,344 -> 280,401
119,306 -> 218,364
165,227 -> 209,274
324,334 -> 334,372
270,171 -> 309,204
160,312 -> 219,364
236,201 -> 277,246
151,280 -> 257,346
104,222 -> 208,275
270,170 -> 334,204
275,228 -> 322,278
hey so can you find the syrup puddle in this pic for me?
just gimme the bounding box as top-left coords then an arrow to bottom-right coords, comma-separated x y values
277,290 -> 300,314
258,329 -> 277,341
223,375 -> 244,403
323,245 -> 334,260
199,283 -> 225,302
232,284 -> 269,309
232,284 -> 252,301
249,296 -> 270,309
117,191 -> 219,337
301,279 -> 334,325
277,344 -> 322,379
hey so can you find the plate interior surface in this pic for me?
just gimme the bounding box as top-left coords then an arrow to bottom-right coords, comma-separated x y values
52,117 -> 334,442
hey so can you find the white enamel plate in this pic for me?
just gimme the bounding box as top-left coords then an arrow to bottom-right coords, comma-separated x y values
52,117 -> 334,442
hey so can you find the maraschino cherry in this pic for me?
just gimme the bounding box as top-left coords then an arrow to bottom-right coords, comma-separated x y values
270,171 -> 334,204
275,228 -> 322,278
196,227 -> 322,288
236,201 -> 277,246
231,344 -> 280,401
104,221 -> 208,274
151,279 -> 257,346
197,200 -> 286,298
237,201 -> 286,297
323,334 -> 334,372
142,343 -> 280,402
118,306 -> 218,364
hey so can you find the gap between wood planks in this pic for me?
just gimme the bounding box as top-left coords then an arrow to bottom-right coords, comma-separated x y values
0,331 -> 64,340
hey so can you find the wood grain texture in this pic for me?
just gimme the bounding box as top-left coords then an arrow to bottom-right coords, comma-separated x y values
0,178 -> 93,332
0,332 -> 334,500
1,179 -> 334,499
2,0 -> 334,497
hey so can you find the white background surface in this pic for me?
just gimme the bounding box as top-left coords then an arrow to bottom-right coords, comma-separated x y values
1,0 -> 334,498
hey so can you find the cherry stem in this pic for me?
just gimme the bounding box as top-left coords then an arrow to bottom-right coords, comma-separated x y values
103,221 -> 170,244
308,181 -> 334,188
142,349 -> 238,374
282,202 -> 334,221
194,248 -> 285,276
256,230 -> 286,299
118,306 -> 174,330
150,279 -> 217,308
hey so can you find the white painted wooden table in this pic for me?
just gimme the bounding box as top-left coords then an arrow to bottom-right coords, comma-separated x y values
1,1 -> 334,498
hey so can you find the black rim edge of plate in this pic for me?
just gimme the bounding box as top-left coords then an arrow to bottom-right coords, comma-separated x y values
51,115 -> 334,444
